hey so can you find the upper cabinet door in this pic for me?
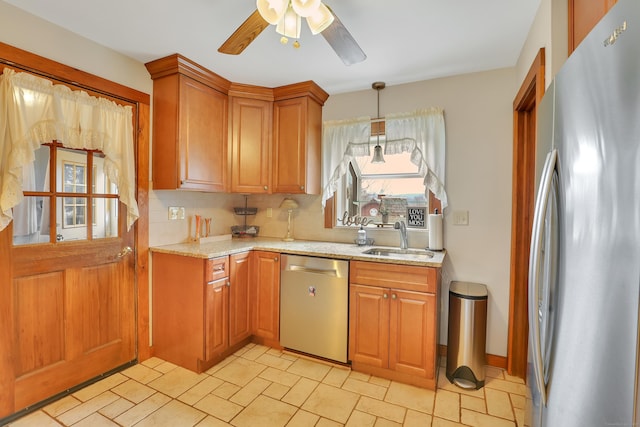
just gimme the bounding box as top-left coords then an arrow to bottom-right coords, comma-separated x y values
569,0 -> 617,53
229,97 -> 272,193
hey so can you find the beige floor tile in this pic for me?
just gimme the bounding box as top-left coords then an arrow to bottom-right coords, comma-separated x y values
280,352 -> 299,362
404,409 -> 433,427
510,393 -> 525,410
384,381 -> 435,414
70,412 -> 119,427
230,377 -> 272,406
484,366 -> 504,380
302,383 -> 360,424
514,407 -> 525,427
287,358 -> 332,381
484,377 -> 527,396
348,371 -> 372,382
342,377 -> 387,400
266,347 -> 283,357
154,360 -> 179,373
42,395 -> 81,418
121,363 -> 163,384
72,373 -> 128,402
57,391 -> 120,425
345,410 -> 376,427
323,366 -> 351,387
260,366 -> 302,387
113,393 -> 172,427
282,377 -> 319,406
7,410 -> 62,427
231,395 -> 297,427
374,418 -> 401,427
212,382 -> 242,399
178,376 -> 225,405
140,356 -> 165,369
368,376 -> 391,388
134,399 -> 206,427
205,355 -> 237,375
256,352 -> 295,370
485,388 -> 514,420
111,379 -> 156,403
194,394 -> 243,422
287,409 -> 321,427
460,394 -> 486,413
460,409 -> 516,427
212,357 -> 267,387
147,366 -> 205,398
431,417 -> 466,427
195,415 -> 235,427
233,344 -> 254,357
240,344 -> 270,361
98,397 -> 135,419
433,389 -> 459,422
355,396 -> 406,424
504,372 -> 525,384
317,418 -> 343,427
263,382 -> 291,399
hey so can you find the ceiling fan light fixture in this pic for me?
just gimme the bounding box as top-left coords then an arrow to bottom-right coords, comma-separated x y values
306,3 -> 334,35
291,0 -> 321,17
257,0 -> 287,25
276,4 -> 301,39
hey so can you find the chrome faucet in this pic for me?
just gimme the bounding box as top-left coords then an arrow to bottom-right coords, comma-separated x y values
394,220 -> 408,249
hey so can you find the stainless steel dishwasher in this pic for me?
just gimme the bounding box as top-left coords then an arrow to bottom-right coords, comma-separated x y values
280,254 -> 349,363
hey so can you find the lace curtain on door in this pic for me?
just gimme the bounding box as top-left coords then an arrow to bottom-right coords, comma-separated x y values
321,108 -> 447,210
0,68 -> 139,232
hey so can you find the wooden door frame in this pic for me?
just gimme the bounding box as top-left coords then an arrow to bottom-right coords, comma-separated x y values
0,42 -> 151,416
507,48 -> 545,378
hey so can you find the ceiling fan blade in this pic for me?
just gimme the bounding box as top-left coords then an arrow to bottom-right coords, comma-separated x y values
321,7 -> 366,65
218,10 -> 269,55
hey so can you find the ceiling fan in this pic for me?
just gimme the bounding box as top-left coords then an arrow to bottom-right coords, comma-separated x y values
218,0 -> 366,66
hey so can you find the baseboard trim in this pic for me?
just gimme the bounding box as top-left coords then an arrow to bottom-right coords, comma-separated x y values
438,345 -> 507,370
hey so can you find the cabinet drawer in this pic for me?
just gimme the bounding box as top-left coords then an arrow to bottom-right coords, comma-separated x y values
206,256 -> 229,282
350,261 -> 438,293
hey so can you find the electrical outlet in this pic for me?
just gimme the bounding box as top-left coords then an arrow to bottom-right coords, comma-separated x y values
452,210 -> 469,226
266,208 -> 273,218
168,206 -> 185,220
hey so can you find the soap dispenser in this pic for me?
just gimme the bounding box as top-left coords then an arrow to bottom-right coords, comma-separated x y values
357,225 -> 367,245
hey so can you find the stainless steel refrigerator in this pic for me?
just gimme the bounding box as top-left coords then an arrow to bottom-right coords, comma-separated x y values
527,0 -> 640,425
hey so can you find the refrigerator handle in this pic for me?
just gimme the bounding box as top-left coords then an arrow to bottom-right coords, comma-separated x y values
528,148 -> 558,407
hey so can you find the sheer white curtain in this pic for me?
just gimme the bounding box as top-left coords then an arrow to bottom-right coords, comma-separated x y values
0,68 -> 139,231
321,116 -> 371,208
385,108 -> 448,209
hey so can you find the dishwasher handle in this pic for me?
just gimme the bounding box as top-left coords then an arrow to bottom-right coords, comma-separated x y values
286,265 -> 338,277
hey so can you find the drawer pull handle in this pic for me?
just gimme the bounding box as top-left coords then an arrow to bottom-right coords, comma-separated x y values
213,265 -> 225,271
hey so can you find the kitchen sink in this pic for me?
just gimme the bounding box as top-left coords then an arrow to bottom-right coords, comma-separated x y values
362,247 -> 434,257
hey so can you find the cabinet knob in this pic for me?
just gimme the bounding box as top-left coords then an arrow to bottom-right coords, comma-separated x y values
226,280 -> 231,287
263,185 -> 268,191
274,257 -> 279,262
391,294 -> 397,300
383,293 -> 388,299
300,185 -> 304,190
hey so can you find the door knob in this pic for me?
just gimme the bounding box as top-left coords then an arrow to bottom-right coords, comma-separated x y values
117,246 -> 133,258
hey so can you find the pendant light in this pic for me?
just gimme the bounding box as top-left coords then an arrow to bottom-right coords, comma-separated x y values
371,81 -> 386,164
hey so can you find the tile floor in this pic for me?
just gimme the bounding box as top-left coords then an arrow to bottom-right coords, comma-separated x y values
5,343 -> 527,427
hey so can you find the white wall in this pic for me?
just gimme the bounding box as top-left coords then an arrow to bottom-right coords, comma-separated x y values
3,1 -> 550,358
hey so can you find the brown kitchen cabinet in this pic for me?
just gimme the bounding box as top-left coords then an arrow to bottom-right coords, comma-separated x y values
349,261 -> 440,389
229,87 -> 273,193
273,82 -> 328,194
152,251 -> 251,373
145,54 -> 230,192
569,0 -> 617,53
250,250 -> 281,347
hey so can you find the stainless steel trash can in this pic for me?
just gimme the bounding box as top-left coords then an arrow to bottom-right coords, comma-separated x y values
446,281 -> 488,389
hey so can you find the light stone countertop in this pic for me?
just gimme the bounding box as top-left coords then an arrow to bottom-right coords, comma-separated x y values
150,237 -> 445,267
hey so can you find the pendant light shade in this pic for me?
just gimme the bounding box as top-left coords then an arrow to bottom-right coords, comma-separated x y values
372,144 -> 385,163
306,3 -> 334,34
371,81 -> 386,164
291,0 -> 321,17
257,0 -> 287,25
276,4 -> 302,39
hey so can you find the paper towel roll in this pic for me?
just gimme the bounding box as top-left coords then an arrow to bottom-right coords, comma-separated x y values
428,213 -> 443,250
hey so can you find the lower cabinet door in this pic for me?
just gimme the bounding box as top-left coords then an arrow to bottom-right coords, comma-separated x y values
388,289 -> 436,379
229,252 -> 251,346
251,251 -> 280,342
205,278 -> 229,360
349,284 -> 389,368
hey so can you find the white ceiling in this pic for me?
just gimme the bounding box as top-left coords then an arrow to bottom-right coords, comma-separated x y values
4,0 -> 541,94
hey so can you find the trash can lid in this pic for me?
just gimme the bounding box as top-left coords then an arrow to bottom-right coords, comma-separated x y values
450,281 -> 488,300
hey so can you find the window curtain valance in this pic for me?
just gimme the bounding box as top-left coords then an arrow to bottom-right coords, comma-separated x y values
321,116 -> 372,208
321,107 -> 447,210
0,68 -> 139,231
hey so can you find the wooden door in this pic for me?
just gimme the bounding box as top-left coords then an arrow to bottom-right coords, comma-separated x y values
229,252 -> 251,347
205,278 -> 229,360
250,251 -> 280,344
348,284 -> 389,368
230,97 -> 272,193
388,289 -> 436,379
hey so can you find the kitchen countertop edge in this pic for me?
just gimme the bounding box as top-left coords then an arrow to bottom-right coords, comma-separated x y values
150,238 -> 445,267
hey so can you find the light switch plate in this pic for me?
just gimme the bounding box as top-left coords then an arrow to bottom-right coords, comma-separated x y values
452,210 -> 469,226
168,206 -> 185,220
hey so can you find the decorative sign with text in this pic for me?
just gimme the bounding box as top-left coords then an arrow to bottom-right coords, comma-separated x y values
406,207 -> 426,228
